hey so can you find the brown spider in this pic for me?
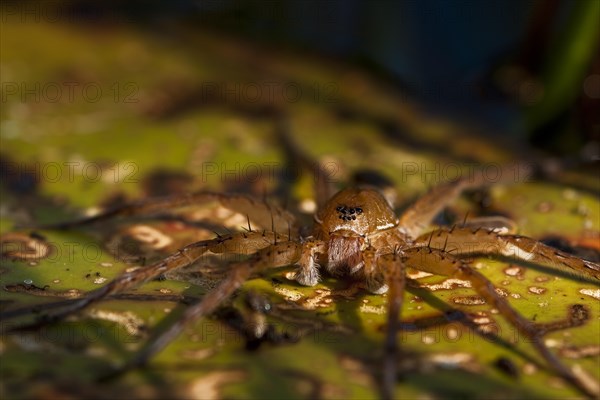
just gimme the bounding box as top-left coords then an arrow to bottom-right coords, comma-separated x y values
2,168 -> 600,399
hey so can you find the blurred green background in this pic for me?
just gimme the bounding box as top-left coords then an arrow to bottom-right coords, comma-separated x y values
1,1 -> 599,399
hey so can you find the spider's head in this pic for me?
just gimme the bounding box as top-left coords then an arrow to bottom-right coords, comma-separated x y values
315,187 -> 398,239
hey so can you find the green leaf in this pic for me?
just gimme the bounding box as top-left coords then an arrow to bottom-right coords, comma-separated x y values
1,17 -> 598,400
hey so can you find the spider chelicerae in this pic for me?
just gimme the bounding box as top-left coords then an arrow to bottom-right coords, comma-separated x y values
2,163 -> 599,399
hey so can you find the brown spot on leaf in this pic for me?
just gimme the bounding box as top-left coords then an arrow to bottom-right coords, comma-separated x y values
421,278 -> 471,291
503,265 -> 523,278
452,296 -> 486,305
528,286 -> 547,295
1,233 -> 52,260
568,304 -> 590,326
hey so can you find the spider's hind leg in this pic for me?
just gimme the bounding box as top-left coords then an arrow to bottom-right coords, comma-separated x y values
402,247 -> 599,398
415,226 -> 600,282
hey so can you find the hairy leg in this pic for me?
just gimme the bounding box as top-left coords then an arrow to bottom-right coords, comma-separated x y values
362,245 -> 386,294
399,165 -> 529,238
290,238 -> 326,286
402,246 -> 599,398
276,118 -> 335,210
459,216 -> 517,234
399,180 -> 474,238
377,252 -> 407,400
1,231 -> 290,331
115,240 -> 302,371
33,191 -> 296,233
362,228 -> 411,294
414,226 -> 600,281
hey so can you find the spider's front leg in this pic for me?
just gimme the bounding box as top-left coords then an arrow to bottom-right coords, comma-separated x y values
398,165 -> 530,238
399,180 -> 474,238
1,231 -> 290,331
374,252 -> 407,400
288,238 -> 326,286
402,247 -> 599,398
415,226 -> 600,281
115,239 -> 303,372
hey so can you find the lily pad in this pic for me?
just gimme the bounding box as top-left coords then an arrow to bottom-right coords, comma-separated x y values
1,16 -> 599,400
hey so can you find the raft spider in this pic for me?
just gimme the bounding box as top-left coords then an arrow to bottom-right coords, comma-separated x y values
3,166 -> 600,399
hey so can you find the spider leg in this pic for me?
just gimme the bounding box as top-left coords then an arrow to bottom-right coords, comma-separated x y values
377,252 -> 407,400
363,229 -> 409,294
398,165 -> 529,238
32,192 -> 296,233
459,216 -> 517,234
115,240 -> 302,371
402,247 -> 599,398
399,181 -> 472,238
2,231 -> 289,331
289,238 -> 326,286
415,227 -> 600,281
362,245 -> 386,294
276,118 -> 335,210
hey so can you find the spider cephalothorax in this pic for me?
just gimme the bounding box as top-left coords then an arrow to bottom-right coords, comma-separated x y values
335,205 -> 362,220
307,188 -> 405,289
315,188 -> 398,238
2,173 -> 599,399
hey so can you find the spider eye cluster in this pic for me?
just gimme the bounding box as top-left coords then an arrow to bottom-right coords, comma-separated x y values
336,205 -> 363,221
